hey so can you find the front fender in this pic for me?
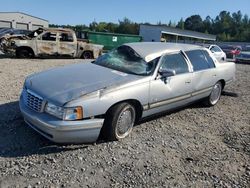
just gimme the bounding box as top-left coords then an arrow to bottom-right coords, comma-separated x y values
64,79 -> 150,118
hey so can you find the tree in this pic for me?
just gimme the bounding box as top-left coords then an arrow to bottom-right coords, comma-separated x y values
116,18 -> 139,34
184,15 -> 204,32
203,16 -> 212,33
176,18 -> 184,29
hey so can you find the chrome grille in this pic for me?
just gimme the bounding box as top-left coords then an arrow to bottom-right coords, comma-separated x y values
24,89 -> 43,112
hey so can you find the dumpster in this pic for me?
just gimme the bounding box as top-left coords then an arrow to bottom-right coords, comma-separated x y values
79,31 -> 142,51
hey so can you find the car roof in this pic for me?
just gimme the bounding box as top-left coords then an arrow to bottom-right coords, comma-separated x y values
125,42 -> 201,62
38,27 -> 74,33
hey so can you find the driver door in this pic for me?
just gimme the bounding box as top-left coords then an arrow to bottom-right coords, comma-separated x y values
149,52 -> 193,111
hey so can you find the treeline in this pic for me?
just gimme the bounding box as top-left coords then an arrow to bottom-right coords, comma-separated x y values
49,10 -> 250,42
49,18 -> 139,35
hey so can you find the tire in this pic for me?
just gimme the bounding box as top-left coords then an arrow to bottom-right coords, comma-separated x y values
16,48 -> 34,58
82,51 -> 93,59
102,102 -> 136,141
205,82 -> 222,106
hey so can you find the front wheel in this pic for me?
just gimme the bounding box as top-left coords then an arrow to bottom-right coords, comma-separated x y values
205,82 -> 222,106
16,48 -> 34,58
102,102 -> 136,141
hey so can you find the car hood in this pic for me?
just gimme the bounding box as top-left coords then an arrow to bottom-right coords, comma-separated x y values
25,63 -> 141,106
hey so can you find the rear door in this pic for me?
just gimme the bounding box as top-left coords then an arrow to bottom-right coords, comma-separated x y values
185,49 -> 218,101
58,32 -> 76,57
36,31 -> 58,56
149,52 -> 193,111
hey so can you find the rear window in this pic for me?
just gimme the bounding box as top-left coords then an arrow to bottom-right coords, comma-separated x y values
59,32 -> 74,42
185,50 -> 213,71
202,50 -> 215,68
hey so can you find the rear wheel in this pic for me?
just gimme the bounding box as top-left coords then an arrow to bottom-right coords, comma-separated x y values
102,102 -> 136,141
82,51 -> 93,59
205,82 -> 222,106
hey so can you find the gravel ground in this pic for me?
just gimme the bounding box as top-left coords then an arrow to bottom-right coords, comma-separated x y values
0,58 -> 249,188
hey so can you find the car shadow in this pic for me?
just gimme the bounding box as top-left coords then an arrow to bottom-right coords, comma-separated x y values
221,90 -> 239,97
0,101 -> 88,158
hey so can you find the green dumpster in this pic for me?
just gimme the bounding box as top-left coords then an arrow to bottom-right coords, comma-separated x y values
85,31 -> 142,51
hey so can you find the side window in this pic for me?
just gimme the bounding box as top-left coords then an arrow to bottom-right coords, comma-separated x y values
160,53 -> 189,74
185,50 -> 210,71
59,32 -> 74,42
210,46 -> 221,52
42,32 -> 57,41
202,50 -> 215,68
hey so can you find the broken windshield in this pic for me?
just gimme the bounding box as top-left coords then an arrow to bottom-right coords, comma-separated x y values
27,28 -> 44,38
93,45 -> 158,76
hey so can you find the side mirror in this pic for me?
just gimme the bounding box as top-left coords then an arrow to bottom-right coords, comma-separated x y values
158,68 -> 176,78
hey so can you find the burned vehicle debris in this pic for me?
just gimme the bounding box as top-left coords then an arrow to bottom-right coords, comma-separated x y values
0,28 -> 103,59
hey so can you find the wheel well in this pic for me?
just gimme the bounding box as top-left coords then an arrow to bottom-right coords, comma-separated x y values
106,99 -> 143,123
16,46 -> 34,56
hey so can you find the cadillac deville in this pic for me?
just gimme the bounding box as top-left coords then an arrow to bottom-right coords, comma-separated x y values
19,42 -> 236,143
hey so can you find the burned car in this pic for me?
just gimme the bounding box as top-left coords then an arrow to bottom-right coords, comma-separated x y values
0,28 -> 103,59
19,42 -> 235,143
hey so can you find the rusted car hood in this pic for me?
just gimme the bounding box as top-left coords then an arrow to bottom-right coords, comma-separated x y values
25,63 -> 141,105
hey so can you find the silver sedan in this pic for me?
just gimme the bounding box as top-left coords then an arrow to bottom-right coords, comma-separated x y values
19,42 -> 235,143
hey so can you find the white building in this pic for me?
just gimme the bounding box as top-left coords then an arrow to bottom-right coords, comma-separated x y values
0,12 -> 48,30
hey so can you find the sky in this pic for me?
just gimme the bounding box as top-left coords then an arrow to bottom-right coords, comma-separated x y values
0,0 -> 250,25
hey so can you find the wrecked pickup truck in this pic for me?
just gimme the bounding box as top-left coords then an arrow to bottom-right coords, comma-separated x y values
0,28 -> 103,59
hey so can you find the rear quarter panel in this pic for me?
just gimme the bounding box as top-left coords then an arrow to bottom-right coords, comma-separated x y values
215,62 -> 236,84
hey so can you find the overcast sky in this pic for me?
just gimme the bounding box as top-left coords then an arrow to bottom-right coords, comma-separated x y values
0,0 -> 249,25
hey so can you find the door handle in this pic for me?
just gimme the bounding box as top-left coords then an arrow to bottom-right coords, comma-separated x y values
185,80 -> 191,84
213,74 -> 217,77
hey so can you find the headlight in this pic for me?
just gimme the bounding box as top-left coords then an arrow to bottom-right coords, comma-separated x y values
45,102 -> 83,120
64,106 -> 83,120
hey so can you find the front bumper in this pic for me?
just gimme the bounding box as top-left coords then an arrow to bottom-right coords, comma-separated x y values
19,97 -> 104,143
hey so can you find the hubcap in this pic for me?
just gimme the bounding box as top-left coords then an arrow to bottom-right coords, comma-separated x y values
115,106 -> 135,138
210,83 -> 222,105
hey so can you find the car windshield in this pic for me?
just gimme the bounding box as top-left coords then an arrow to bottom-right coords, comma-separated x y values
93,45 -> 158,76
27,28 -> 44,38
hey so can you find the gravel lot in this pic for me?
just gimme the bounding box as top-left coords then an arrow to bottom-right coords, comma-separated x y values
0,58 -> 249,187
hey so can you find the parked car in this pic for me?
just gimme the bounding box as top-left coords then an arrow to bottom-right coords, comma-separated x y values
235,45 -> 250,63
221,45 -> 242,59
206,44 -> 226,61
0,27 -> 103,59
19,42 -> 236,143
